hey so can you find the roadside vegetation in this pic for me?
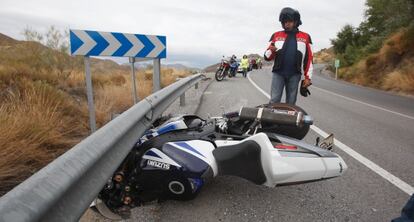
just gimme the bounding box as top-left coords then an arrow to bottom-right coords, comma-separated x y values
0,27 -> 191,195
326,0 -> 414,95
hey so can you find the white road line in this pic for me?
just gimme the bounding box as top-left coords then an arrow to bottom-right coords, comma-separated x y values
310,125 -> 414,195
312,85 -> 414,120
247,73 -> 414,196
247,72 -> 271,98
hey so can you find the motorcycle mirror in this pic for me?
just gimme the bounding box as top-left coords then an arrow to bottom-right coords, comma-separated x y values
319,133 -> 334,150
315,137 -> 320,146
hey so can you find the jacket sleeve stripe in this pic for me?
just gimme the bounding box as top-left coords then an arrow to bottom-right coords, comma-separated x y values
264,33 -> 276,61
304,40 -> 313,79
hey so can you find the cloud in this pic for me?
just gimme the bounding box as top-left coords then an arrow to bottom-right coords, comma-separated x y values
0,0 -> 366,68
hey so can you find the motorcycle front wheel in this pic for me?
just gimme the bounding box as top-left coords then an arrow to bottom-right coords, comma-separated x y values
215,69 -> 225,81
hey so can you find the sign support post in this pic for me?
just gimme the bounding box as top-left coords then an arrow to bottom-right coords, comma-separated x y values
335,66 -> 338,80
129,57 -> 138,104
153,58 -> 161,92
84,57 -> 97,133
334,59 -> 340,80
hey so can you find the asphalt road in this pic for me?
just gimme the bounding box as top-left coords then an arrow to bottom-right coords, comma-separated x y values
155,66 -> 414,222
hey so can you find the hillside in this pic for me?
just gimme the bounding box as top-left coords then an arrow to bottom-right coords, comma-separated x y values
339,28 -> 414,94
317,0 -> 414,95
313,29 -> 414,95
0,33 -> 192,196
164,63 -> 200,72
0,33 -> 19,46
313,47 -> 335,64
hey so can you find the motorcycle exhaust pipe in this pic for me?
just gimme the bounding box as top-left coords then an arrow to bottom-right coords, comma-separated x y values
239,107 -> 313,126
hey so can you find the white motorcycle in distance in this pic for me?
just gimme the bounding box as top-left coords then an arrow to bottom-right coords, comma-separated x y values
94,103 -> 347,219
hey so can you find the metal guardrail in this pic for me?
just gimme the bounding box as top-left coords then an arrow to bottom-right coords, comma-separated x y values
0,74 -> 204,222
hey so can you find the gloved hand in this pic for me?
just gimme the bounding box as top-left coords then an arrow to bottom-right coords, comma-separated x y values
300,80 -> 312,97
302,78 -> 312,88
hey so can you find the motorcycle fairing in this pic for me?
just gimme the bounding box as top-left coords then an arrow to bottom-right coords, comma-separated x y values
141,140 -> 218,178
213,133 -> 347,187
162,140 -> 218,177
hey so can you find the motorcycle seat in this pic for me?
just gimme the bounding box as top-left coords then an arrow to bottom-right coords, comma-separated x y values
213,140 -> 266,185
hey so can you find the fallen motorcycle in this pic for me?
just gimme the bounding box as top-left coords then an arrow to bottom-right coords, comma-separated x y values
94,103 -> 347,219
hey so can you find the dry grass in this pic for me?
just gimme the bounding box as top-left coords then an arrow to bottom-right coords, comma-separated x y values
94,82 -> 133,125
382,69 -> 414,94
0,38 -> 191,195
314,47 -> 335,64
0,80 -> 85,194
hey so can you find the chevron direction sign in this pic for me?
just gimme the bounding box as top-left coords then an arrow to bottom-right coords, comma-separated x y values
69,29 -> 166,58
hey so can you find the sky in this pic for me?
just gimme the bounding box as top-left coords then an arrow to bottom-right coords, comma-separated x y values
0,0 -> 367,68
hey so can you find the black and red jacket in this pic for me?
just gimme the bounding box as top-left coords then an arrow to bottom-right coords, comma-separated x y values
264,30 -> 313,79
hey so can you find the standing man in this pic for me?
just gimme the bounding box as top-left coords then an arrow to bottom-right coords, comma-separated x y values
264,7 -> 313,105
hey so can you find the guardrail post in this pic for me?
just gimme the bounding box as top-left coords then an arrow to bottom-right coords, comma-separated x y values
180,93 -> 185,106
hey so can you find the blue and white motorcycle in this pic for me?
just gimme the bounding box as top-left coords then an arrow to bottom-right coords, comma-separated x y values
95,103 -> 347,219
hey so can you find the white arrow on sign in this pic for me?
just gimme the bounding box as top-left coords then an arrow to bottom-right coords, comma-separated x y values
147,35 -> 165,58
100,32 -> 121,56
124,34 -> 144,57
72,30 -> 97,55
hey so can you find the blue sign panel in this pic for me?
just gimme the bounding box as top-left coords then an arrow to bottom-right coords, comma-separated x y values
70,29 -> 166,58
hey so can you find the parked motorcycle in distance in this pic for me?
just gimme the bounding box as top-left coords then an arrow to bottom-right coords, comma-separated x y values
228,60 -> 239,77
215,57 -> 230,81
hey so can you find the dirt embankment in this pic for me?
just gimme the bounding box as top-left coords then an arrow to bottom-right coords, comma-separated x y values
314,28 -> 414,95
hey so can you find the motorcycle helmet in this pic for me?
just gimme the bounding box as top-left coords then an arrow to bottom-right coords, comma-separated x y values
279,7 -> 302,27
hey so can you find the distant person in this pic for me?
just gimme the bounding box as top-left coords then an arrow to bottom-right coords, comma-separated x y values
241,55 -> 249,77
250,58 -> 257,70
264,7 -> 313,105
256,57 -> 262,69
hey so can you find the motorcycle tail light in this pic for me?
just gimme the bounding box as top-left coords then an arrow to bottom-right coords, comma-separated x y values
275,144 -> 297,150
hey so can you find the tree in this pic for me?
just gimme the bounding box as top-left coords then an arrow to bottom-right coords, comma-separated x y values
331,25 -> 358,54
365,0 -> 413,36
331,0 -> 414,67
22,26 -> 43,42
22,26 -> 79,79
